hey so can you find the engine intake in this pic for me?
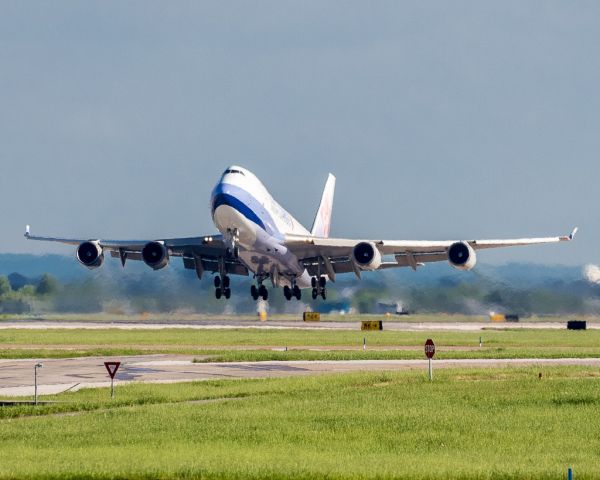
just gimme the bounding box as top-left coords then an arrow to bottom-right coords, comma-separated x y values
76,241 -> 104,269
142,241 -> 169,270
448,241 -> 476,271
352,242 -> 382,271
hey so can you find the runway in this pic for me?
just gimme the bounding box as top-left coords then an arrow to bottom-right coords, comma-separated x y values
0,320 -> 596,331
2,354 -> 600,397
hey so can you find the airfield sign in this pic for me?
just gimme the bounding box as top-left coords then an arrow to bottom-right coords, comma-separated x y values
424,339 -> 435,359
424,339 -> 435,381
104,362 -> 121,398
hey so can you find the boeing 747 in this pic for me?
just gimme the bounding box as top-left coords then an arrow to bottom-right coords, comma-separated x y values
25,166 -> 577,301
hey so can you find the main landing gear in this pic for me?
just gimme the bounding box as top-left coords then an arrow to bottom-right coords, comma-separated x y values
283,283 -> 301,301
214,275 -> 231,300
311,276 -> 327,300
251,283 -> 268,301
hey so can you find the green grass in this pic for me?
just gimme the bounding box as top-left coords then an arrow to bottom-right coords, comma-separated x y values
1,328 -> 600,360
1,367 -> 599,479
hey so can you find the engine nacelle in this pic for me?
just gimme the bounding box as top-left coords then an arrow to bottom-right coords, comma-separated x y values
141,241 -> 169,270
76,241 -> 104,269
352,242 -> 382,271
448,241 -> 477,271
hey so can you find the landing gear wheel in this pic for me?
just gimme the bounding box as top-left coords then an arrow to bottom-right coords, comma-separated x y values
319,276 -> 327,288
250,285 -> 258,301
224,288 -> 231,299
312,288 -> 318,300
233,247 -> 239,258
283,285 -> 292,301
293,285 -> 301,300
215,287 -> 222,299
311,277 -> 317,288
321,288 -> 327,300
259,285 -> 268,301
214,276 -> 221,288
223,276 -> 230,288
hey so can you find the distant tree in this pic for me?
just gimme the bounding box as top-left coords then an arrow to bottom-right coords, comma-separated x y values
36,274 -> 59,296
0,276 -> 11,296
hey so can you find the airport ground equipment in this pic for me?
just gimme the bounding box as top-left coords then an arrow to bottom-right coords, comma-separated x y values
567,320 -> 586,330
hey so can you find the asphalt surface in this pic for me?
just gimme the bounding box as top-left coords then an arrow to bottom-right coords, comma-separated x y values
0,320 -> 596,331
2,355 -> 600,397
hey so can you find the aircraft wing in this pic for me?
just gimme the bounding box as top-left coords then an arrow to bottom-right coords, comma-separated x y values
285,228 -> 578,279
24,226 -> 249,277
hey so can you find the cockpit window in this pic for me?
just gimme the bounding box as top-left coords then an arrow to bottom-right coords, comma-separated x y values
224,169 -> 244,175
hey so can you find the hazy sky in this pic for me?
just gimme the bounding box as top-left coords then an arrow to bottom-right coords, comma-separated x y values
1,2 -> 598,265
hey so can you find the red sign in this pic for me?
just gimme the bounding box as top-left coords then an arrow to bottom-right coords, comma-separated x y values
104,362 -> 121,379
424,339 -> 435,359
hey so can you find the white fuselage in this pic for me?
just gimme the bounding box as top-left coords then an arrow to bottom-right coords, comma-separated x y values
210,166 -> 313,288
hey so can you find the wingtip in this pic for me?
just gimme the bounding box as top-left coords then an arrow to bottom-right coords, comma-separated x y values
569,227 -> 578,241
24,225 -> 30,238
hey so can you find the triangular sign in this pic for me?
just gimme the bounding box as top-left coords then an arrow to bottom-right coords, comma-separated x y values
104,361 -> 121,379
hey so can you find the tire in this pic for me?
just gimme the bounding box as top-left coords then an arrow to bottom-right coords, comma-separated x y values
259,285 -> 268,301
311,277 -> 317,288
321,288 -> 327,300
215,288 -> 222,299
214,276 -> 221,288
251,285 -> 257,296
312,288 -> 318,300
319,276 -> 327,288
224,288 -> 231,299
293,285 -> 301,300
283,285 -> 291,301
223,276 -> 230,288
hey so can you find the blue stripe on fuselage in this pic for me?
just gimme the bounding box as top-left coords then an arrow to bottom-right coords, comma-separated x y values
211,183 -> 281,238
213,193 -> 267,231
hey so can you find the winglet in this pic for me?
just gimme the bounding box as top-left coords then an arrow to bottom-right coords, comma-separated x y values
25,225 -> 30,238
569,227 -> 578,241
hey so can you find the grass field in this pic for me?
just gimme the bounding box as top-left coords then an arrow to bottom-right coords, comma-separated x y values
1,367 -> 599,479
0,327 -> 599,360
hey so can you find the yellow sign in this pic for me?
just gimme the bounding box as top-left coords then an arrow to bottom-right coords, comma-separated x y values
258,311 -> 268,322
490,314 -> 505,322
303,312 -> 320,322
361,320 -> 383,331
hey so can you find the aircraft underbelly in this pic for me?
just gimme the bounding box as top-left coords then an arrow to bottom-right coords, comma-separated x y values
213,205 -> 310,287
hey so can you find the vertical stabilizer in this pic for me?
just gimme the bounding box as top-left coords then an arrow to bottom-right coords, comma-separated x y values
311,173 -> 336,238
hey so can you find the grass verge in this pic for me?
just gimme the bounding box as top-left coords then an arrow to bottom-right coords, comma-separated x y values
0,367 -> 599,479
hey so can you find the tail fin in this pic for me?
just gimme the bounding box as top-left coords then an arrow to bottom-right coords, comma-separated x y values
311,173 -> 336,238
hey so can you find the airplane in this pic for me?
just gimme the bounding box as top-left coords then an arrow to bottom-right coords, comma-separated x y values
25,166 -> 577,302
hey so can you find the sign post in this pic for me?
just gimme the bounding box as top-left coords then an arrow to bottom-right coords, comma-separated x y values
34,363 -> 43,405
104,362 -> 121,398
424,339 -> 435,381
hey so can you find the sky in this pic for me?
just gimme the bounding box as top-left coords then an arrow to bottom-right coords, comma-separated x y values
0,1 -> 598,265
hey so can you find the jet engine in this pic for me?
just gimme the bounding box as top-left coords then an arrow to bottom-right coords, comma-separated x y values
76,241 -> 104,269
141,241 -> 169,270
448,241 -> 477,271
352,242 -> 382,271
